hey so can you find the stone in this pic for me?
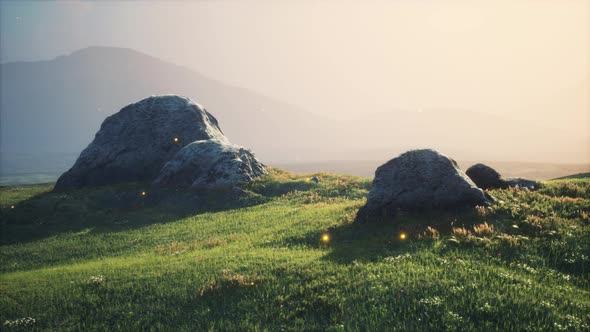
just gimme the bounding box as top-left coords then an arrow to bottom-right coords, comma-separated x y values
310,176 -> 320,183
505,178 -> 538,190
356,149 -> 493,222
152,139 -> 267,189
465,163 -> 540,190
465,163 -> 507,189
54,95 -> 227,190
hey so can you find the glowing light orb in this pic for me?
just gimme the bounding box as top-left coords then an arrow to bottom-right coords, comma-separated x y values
321,234 -> 330,243
400,233 -> 407,240
10,205 -> 15,209
141,191 -> 147,197
173,137 -> 179,142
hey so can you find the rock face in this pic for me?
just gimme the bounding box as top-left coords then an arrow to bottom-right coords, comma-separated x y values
152,139 -> 267,189
356,149 -> 493,222
54,95 -> 227,190
465,163 -> 507,189
466,163 -> 539,190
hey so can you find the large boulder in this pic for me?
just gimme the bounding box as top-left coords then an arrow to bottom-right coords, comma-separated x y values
466,163 -> 539,190
465,163 -> 507,189
55,95 -> 227,190
152,139 -> 267,189
356,149 -> 493,222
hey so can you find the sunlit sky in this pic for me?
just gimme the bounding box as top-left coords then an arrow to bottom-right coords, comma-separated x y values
1,0 -> 589,135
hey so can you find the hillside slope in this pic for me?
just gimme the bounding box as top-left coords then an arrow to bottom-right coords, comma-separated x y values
1,171 -> 588,330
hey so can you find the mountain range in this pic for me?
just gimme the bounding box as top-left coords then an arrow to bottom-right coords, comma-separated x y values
1,46 -> 588,179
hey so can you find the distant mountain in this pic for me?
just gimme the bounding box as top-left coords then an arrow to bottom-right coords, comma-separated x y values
0,47 -> 329,166
337,109 -> 590,164
1,46 -> 588,183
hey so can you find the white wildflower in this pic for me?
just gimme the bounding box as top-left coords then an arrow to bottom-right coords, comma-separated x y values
419,296 -> 443,306
3,317 -> 36,328
88,275 -> 106,286
384,253 -> 411,263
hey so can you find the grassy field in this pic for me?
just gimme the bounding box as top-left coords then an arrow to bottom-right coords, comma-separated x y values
0,169 -> 589,331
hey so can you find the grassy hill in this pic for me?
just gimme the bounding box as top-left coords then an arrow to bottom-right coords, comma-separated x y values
1,169 -> 589,331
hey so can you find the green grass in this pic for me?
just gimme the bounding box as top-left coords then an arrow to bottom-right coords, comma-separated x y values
1,168 -> 589,331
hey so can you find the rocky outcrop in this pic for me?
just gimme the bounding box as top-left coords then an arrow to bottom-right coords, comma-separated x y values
54,95 -> 227,190
356,149 -> 493,222
465,163 -> 507,189
466,163 -> 539,190
152,139 -> 267,189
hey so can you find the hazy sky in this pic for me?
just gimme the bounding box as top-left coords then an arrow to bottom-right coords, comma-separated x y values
1,0 -> 589,136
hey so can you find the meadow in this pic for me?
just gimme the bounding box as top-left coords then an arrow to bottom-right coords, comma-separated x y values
0,169 -> 589,331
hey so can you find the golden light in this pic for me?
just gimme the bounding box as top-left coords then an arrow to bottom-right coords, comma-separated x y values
141,191 -> 146,197
321,233 -> 330,243
173,137 -> 179,142
400,233 -> 407,240
10,205 -> 15,209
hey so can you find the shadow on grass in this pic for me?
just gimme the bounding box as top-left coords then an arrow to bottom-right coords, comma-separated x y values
0,168 -> 335,245
0,179 -> 314,245
265,208 -> 483,264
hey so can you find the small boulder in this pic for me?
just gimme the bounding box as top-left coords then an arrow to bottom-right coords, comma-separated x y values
310,176 -> 320,183
152,139 -> 267,189
466,163 -> 539,190
356,149 -> 492,222
465,163 -> 507,189
505,178 -> 538,190
55,95 -> 227,190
